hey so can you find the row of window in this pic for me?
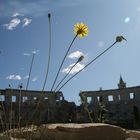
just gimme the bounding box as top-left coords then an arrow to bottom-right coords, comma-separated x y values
0,95 -> 48,102
86,93 -> 135,103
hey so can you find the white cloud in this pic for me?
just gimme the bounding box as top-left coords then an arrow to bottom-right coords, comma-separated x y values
22,18 -> 32,27
3,15 -> 32,30
32,76 -> 38,82
23,53 -> 31,56
23,50 -> 39,57
24,75 -> 29,79
6,75 -> 22,80
124,17 -> 130,23
68,50 -> 88,63
3,18 -> 21,30
32,50 -> 39,54
12,12 -> 24,17
62,63 -> 85,74
68,51 -> 84,59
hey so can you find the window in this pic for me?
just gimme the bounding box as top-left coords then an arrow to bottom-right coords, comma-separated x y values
12,96 -> 16,102
87,97 -> 92,103
60,96 -> 63,100
130,93 -> 134,99
44,97 -> 48,100
22,96 -> 28,102
97,96 -> 102,102
33,97 -> 37,100
108,95 -> 114,102
118,95 -> 121,100
97,96 -> 100,102
0,95 -> 5,102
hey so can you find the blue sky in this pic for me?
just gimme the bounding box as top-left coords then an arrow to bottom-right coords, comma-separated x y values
0,0 -> 140,104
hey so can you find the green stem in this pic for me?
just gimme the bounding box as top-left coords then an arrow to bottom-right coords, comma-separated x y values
51,35 -> 77,91
54,61 -> 79,91
42,14 -> 52,91
26,53 -> 35,90
57,41 -> 117,91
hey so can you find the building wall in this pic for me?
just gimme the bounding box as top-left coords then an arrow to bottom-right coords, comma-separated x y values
79,86 -> 140,128
0,89 -> 64,104
1,84 -> 140,129
0,89 -> 75,129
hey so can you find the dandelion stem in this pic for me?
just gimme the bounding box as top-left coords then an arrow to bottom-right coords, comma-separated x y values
51,35 -> 77,91
25,14 -> 52,129
54,56 -> 84,91
42,13 -> 52,91
54,61 -> 79,91
18,87 -> 22,129
9,86 -> 13,131
26,53 -> 35,90
57,41 -> 117,91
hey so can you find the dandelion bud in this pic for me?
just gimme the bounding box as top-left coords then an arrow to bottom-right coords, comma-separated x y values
19,83 -> 23,89
48,13 -> 51,19
116,36 -> 127,42
77,55 -> 84,62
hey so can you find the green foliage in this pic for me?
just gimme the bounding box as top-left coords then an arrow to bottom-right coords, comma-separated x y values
80,94 -> 93,123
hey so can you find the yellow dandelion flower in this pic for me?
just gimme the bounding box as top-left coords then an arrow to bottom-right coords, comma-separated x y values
74,22 -> 89,38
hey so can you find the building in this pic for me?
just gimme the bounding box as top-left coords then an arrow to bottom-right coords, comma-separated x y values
79,76 -> 140,128
0,88 -> 76,131
1,76 -> 140,130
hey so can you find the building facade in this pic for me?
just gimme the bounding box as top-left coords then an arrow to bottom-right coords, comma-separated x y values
79,76 -> 140,128
0,88 -> 76,131
0,76 -> 140,130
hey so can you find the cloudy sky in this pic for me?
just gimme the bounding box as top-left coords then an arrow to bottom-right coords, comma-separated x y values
0,0 -> 140,104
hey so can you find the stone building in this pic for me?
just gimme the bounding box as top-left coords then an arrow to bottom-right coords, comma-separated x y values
79,76 -> 140,128
1,76 -> 140,130
0,88 -> 76,130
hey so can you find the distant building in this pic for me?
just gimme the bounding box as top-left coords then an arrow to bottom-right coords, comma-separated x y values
0,89 -> 76,131
79,76 -> 140,128
1,76 -> 140,130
